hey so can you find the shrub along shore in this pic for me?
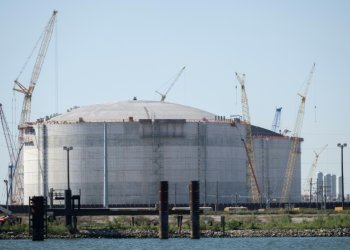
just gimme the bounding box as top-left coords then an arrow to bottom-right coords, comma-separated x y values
1,210 -> 350,239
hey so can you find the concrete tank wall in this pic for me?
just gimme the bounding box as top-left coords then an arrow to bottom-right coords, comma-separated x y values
23,120 -> 301,205
254,137 -> 301,203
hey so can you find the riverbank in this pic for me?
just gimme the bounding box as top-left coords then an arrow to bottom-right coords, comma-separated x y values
1,228 -> 350,240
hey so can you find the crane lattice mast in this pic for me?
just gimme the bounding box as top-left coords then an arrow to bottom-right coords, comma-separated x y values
235,72 -> 260,203
0,103 -> 20,205
272,107 -> 282,132
280,63 -> 316,204
14,10 -> 58,125
0,104 -> 16,167
156,66 -> 185,102
303,144 -> 327,196
12,10 -> 57,204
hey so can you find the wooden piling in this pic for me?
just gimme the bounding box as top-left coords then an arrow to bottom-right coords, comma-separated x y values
64,189 -> 72,227
190,180 -> 200,239
221,215 -> 225,234
30,196 -> 45,241
177,215 -> 183,234
159,181 -> 169,239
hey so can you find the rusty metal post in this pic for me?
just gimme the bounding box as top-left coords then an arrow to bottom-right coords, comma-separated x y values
159,181 -> 169,239
190,180 -> 200,239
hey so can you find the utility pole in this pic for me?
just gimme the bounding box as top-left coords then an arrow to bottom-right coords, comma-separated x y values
337,143 -> 347,210
316,186 -> 319,209
309,178 -> 312,208
63,146 -> 73,190
324,187 -> 327,211
63,146 -> 73,227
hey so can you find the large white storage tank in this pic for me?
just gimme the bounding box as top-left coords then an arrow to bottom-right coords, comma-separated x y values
22,100 -> 301,205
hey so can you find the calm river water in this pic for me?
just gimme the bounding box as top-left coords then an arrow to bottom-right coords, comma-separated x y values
2,237 -> 350,250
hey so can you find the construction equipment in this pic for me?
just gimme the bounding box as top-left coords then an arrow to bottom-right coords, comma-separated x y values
235,72 -> 260,203
272,107 -> 282,132
14,10 -> 58,125
0,104 -> 17,205
280,63 -> 316,203
0,104 -> 16,169
156,66 -> 185,102
0,205 -> 17,225
303,144 -> 328,197
11,10 -> 57,204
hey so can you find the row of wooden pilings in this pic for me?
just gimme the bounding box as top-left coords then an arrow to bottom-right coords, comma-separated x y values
29,180 -> 200,241
159,180 -> 200,239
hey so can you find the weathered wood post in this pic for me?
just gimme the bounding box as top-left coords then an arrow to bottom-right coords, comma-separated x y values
64,189 -> 72,227
159,181 -> 169,239
30,196 -> 46,241
190,180 -> 200,239
177,215 -> 183,234
221,215 -> 225,235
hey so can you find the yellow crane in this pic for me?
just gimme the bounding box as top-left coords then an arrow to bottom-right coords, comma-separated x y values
280,63 -> 316,204
12,10 -> 57,204
303,144 -> 327,199
156,66 -> 185,102
235,72 -> 260,203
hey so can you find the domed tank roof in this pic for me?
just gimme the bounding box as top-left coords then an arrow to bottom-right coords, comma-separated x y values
51,100 -> 217,123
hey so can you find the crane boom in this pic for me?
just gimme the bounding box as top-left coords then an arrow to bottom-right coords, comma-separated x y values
11,10 -> 57,204
303,144 -> 327,195
0,104 -> 16,166
0,103 -> 18,206
272,107 -> 282,132
280,63 -> 316,203
14,10 -> 58,125
235,72 -> 260,203
156,66 -> 185,102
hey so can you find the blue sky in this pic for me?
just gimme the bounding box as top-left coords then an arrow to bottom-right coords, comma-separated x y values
1,1 -> 350,203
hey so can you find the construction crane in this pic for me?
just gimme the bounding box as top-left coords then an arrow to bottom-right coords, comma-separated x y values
280,63 -> 316,204
0,103 -> 17,205
303,144 -> 327,197
235,72 -> 260,203
0,103 -> 23,205
11,10 -> 57,204
14,10 -> 57,125
156,66 -> 185,102
0,104 -> 16,168
271,107 -> 282,132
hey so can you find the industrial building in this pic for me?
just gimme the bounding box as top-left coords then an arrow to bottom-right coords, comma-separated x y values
21,100 -> 301,206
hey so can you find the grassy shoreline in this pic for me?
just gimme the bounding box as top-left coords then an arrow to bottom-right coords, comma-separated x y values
1,210 -> 350,239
